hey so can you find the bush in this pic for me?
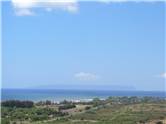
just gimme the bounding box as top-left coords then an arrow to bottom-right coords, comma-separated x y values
59,104 -> 76,110
1,118 -> 10,124
85,106 -> 91,110
156,121 -> 163,124
31,114 -> 48,121
92,98 -> 102,107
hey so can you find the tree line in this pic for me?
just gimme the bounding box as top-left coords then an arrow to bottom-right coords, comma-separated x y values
1,100 -> 34,108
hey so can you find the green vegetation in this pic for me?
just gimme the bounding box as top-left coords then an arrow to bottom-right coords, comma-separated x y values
59,104 -> 76,111
1,101 -> 67,123
1,100 -> 34,108
1,97 -> 166,124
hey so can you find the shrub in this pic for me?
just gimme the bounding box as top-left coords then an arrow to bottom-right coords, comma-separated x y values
85,106 -> 91,110
59,104 -> 76,110
1,118 -> 10,124
156,121 -> 163,124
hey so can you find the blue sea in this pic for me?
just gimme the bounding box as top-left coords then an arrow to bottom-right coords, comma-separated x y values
1,89 -> 166,102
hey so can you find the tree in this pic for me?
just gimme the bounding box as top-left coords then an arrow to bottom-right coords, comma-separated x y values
1,100 -> 34,108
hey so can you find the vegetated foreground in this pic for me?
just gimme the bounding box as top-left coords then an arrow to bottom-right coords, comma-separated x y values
1,97 -> 166,124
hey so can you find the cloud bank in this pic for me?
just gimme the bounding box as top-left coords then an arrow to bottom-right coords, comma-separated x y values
11,0 -> 165,16
74,72 -> 99,81
12,0 -> 78,16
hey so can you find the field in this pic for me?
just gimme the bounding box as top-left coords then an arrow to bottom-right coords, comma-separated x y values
1,97 -> 166,124
37,103 -> 166,124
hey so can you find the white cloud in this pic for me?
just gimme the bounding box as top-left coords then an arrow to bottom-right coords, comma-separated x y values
97,0 -> 165,2
11,0 -> 165,16
11,0 -> 78,16
158,73 -> 166,78
74,72 -> 99,81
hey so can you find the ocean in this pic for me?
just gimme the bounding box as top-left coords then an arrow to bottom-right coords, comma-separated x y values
1,89 -> 166,102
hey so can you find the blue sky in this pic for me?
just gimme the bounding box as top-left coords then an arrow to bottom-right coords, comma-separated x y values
2,0 -> 165,91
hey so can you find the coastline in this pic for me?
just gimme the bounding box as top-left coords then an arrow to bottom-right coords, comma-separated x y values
1,89 -> 166,102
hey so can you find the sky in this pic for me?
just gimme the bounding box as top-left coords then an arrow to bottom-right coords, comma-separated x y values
1,0 -> 165,91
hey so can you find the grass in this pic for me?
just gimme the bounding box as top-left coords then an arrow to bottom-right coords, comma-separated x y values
35,103 -> 166,124
2,97 -> 166,124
